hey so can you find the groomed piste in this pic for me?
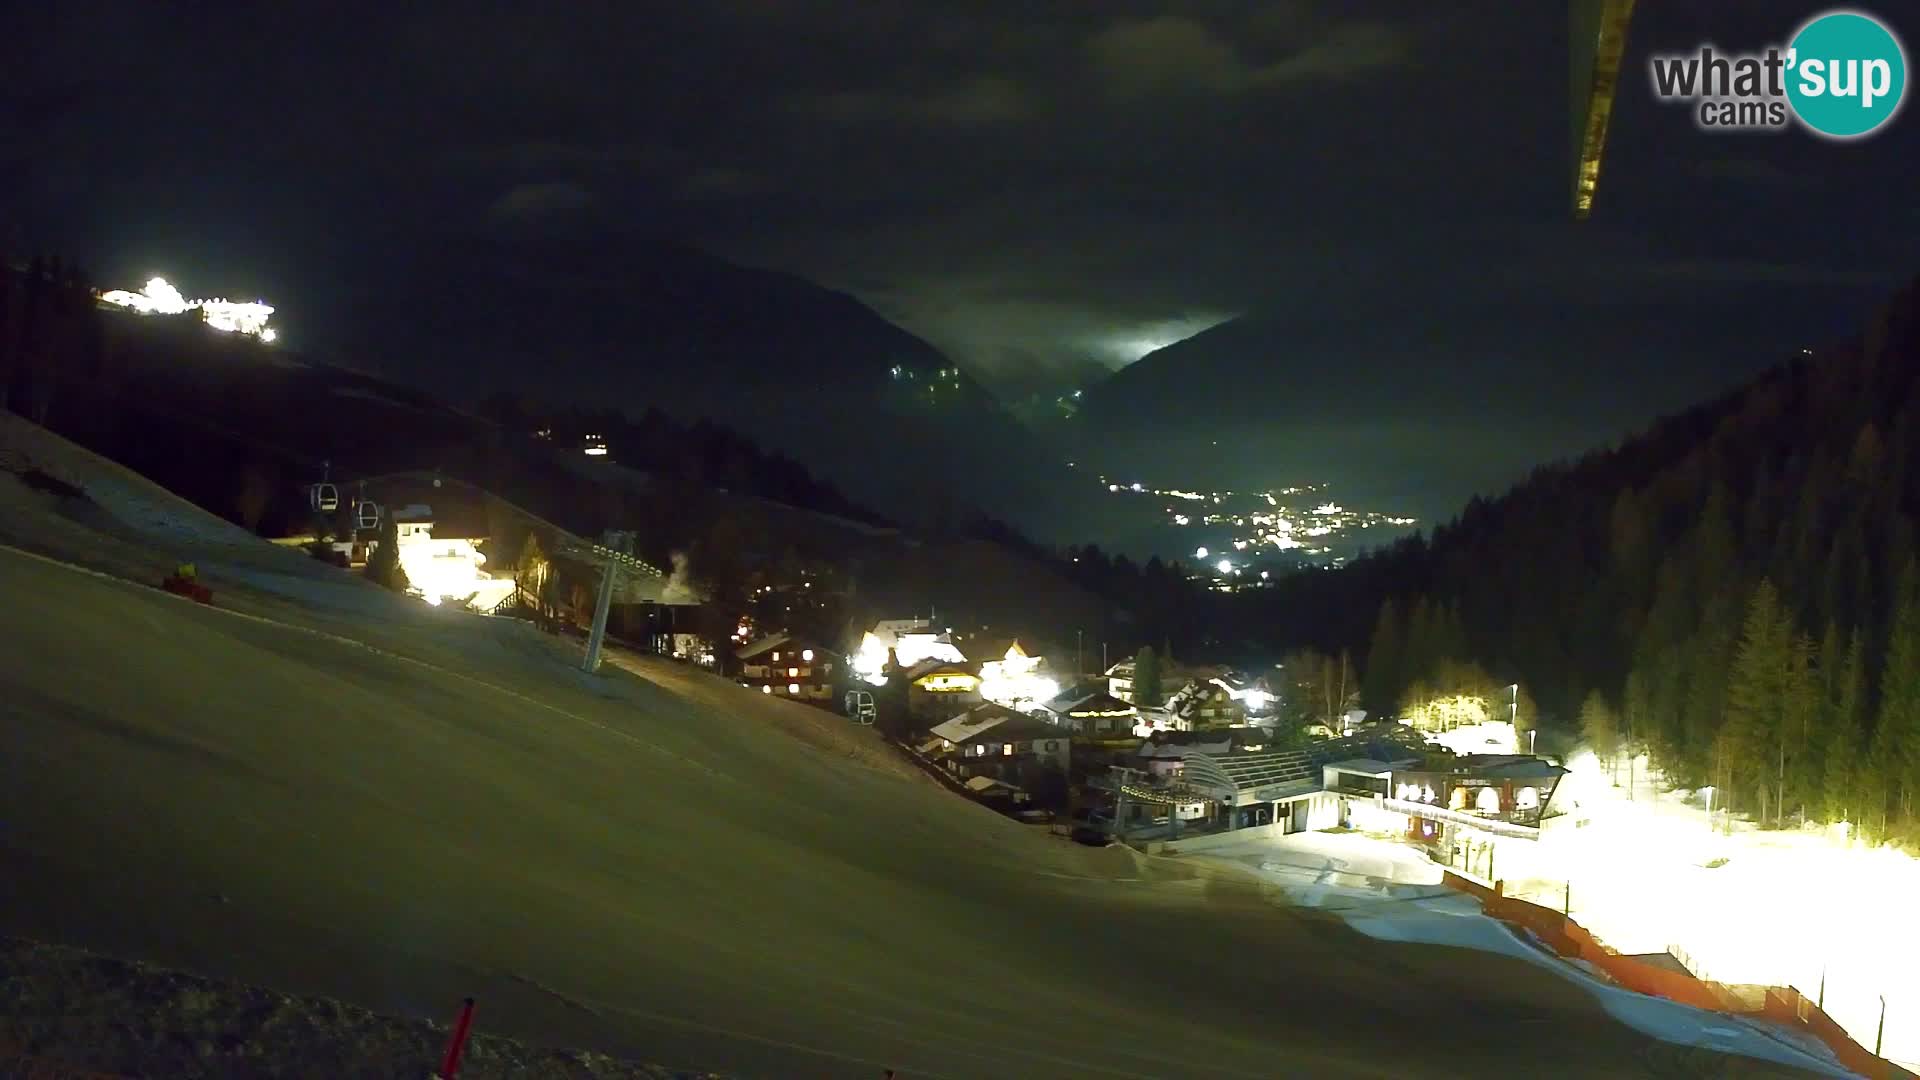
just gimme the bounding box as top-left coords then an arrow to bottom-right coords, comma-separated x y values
0,416 -> 1844,1078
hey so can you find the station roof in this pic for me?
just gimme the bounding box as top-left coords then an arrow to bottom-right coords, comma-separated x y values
1189,728 -> 1434,800
1321,758 -> 1405,776
1450,755 -> 1569,781
1183,750 -> 1321,805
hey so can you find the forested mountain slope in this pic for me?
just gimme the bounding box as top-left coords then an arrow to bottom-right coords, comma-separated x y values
1269,273 -> 1920,837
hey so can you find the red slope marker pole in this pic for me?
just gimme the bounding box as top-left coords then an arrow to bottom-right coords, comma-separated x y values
439,997 -> 476,1079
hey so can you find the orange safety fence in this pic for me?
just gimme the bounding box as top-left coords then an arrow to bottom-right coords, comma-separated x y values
1762,987 -> 1908,1080
1443,877 -> 1913,1079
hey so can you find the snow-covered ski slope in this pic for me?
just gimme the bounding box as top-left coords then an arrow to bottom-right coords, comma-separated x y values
0,420 -> 1839,1078
0,411 -> 460,626
0,410 -> 266,553
1189,830 -> 1858,1077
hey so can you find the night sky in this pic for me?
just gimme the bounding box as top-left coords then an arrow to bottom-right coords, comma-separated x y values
5,3 -> 1915,519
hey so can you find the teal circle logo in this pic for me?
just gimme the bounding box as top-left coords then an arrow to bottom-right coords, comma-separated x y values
1786,10 -> 1907,139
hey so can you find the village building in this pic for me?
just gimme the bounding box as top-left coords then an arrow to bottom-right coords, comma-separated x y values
737,632 -> 840,705
386,503 -> 518,611
1209,672 -> 1277,717
1042,690 -> 1138,740
975,640 -> 1060,712
665,632 -> 716,667
851,618 -> 966,685
925,703 -> 1072,789
1163,679 -> 1242,729
904,659 -> 982,722
1093,725 -> 1574,848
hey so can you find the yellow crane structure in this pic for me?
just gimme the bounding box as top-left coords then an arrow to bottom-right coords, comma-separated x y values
1571,0 -> 1639,219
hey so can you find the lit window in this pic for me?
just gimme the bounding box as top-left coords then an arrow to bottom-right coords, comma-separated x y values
788,667 -> 799,677
788,683 -> 800,694
1476,787 -> 1502,814
772,651 -> 780,662
802,649 -> 814,661
1003,744 -> 1013,756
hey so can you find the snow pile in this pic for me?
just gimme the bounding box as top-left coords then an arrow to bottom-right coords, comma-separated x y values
0,935 -> 706,1078
1426,720 -> 1519,756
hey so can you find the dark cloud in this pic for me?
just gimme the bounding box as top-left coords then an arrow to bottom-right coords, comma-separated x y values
1687,156 -> 1816,188
6,0 -> 1914,482
1639,258 -> 1896,287
676,167 -> 774,201
797,75 -> 1027,129
1086,17 -> 1247,98
488,181 -> 594,221
1085,11 -> 1410,99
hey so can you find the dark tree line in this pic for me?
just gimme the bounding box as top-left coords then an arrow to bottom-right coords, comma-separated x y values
478,395 -> 891,530
0,259 -> 340,538
1059,544 -> 1212,659
1264,273 -> 1920,840
0,257 -> 115,433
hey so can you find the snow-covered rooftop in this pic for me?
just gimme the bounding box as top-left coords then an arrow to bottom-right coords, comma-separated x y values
1321,758 -> 1403,776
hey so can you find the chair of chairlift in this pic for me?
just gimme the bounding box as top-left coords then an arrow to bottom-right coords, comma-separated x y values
310,482 -> 339,513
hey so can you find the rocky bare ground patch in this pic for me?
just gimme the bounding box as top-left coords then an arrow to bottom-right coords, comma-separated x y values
0,938 -> 725,1080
